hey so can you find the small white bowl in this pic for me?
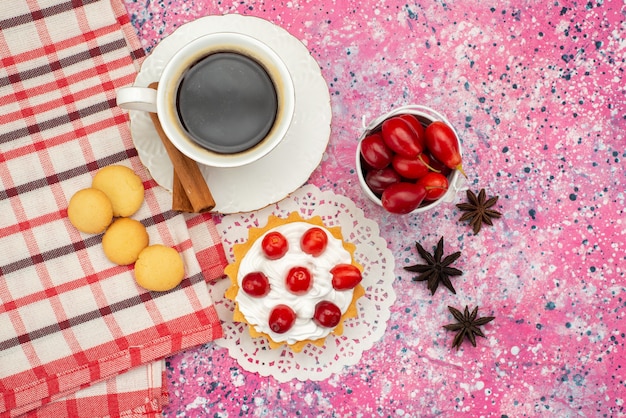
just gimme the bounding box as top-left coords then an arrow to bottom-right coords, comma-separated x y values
356,104 -> 467,214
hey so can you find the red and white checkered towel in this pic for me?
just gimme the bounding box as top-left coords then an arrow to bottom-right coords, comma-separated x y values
0,0 -> 226,416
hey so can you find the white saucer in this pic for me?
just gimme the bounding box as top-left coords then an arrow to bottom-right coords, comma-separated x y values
128,15 -> 332,213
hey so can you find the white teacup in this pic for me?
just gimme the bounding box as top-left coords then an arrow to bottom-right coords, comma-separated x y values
116,32 -> 295,168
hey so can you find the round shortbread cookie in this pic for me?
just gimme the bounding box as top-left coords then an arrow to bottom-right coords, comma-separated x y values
102,218 -> 149,265
92,165 -> 144,217
134,245 -> 185,292
67,188 -> 113,234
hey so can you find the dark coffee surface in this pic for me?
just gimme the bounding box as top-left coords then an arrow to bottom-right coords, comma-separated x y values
176,52 -> 278,154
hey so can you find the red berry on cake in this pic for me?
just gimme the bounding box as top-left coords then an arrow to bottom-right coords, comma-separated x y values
269,304 -> 297,334
241,272 -> 270,297
330,264 -> 363,290
262,231 -> 288,260
300,227 -> 328,256
285,266 -> 313,294
313,301 -> 342,328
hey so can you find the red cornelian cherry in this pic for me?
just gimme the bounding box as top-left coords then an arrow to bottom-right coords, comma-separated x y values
313,301 -> 342,328
365,167 -> 401,195
397,114 -> 426,146
360,132 -> 393,169
300,227 -> 328,256
262,231 -> 288,260
416,172 -> 449,201
424,121 -> 466,177
391,153 -> 432,180
330,264 -> 363,290
381,116 -> 424,158
268,304 -> 296,334
285,266 -> 312,295
241,272 -> 270,297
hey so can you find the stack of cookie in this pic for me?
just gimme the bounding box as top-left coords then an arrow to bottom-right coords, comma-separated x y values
67,165 -> 184,291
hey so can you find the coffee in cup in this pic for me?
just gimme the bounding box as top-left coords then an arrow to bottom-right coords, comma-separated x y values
116,32 -> 295,168
176,52 -> 277,153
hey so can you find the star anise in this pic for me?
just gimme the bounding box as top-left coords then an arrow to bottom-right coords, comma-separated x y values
456,188 -> 502,234
443,305 -> 495,350
404,236 -> 462,295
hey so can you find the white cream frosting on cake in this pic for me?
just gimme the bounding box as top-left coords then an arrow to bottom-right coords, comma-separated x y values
235,222 -> 354,345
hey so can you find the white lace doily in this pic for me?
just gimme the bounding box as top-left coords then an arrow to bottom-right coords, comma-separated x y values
211,185 -> 396,382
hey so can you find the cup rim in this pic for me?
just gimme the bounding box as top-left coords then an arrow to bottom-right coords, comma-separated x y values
157,32 -> 295,168
356,104 -> 464,214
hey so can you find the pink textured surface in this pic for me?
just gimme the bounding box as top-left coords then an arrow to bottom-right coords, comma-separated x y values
121,1 -> 625,416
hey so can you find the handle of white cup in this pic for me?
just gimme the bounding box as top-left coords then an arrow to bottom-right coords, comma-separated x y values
116,86 -> 158,113
442,171 -> 468,203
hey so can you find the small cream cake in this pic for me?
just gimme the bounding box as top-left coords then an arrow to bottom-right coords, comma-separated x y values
225,212 -> 365,352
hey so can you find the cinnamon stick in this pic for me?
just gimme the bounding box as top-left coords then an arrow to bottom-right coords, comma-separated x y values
148,82 -> 215,213
171,169 -> 195,212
